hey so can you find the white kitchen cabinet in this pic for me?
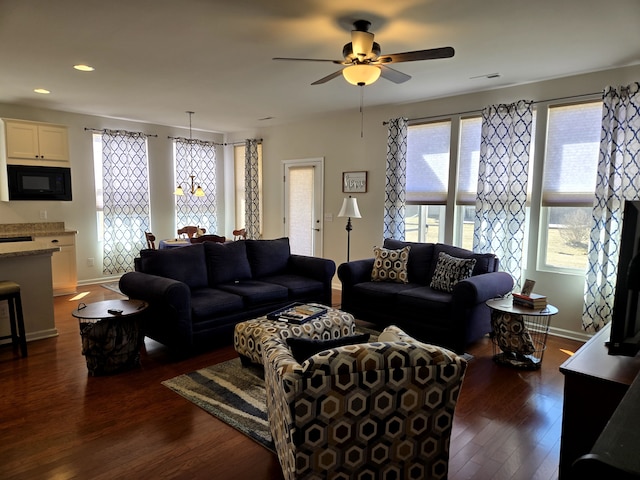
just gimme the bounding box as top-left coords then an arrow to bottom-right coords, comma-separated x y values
37,234 -> 77,296
4,119 -> 69,166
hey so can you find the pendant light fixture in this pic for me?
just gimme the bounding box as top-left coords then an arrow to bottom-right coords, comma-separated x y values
174,111 -> 205,197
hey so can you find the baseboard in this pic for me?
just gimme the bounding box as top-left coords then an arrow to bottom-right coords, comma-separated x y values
548,326 -> 592,343
77,275 -> 122,287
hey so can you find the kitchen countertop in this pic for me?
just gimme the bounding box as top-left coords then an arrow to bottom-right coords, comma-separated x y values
0,222 -> 77,238
0,242 -> 60,258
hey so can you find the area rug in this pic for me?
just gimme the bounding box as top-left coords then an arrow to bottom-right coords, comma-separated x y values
162,358 -> 274,451
161,327 -> 472,452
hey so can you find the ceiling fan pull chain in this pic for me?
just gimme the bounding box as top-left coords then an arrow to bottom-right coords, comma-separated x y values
360,84 -> 365,138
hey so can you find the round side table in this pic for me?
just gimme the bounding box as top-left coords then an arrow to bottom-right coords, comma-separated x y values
72,299 -> 148,376
486,297 -> 559,370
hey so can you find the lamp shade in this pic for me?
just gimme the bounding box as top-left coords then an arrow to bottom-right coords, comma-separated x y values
338,196 -> 362,218
342,64 -> 381,86
174,185 -> 185,196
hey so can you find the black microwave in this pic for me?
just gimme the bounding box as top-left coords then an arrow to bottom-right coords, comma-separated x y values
7,165 -> 72,201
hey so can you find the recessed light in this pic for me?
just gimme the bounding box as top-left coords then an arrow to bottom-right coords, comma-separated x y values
74,64 -> 95,72
34,88 -> 50,94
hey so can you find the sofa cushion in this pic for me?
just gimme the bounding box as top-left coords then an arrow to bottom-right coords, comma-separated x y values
383,239 -> 435,284
351,281 -> 421,312
371,246 -> 411,283
430,252 -> 477,292
204,241 -> 252,286
190,287 -> 244,321
217,280 -> 289,306
261,274 -> 324,300
286,333 -> 371,363
245,238 -> 291,278
397,286 -> 454,315
138,243 -> 208,289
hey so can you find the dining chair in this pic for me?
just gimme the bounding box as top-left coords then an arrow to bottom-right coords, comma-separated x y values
144,232 -> 156,250
233,228 -> 246,240
177,226 -> 206,238
189,234 -> 226,244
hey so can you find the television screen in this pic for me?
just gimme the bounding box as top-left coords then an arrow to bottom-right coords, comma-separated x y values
608,200 -> 640,356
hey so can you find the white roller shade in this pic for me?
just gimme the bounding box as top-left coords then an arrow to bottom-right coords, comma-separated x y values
406,120 -> 451,204
542,102 -> 602,206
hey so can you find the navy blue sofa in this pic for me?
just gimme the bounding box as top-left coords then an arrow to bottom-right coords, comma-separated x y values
119,238 -> 336,355
338,239 -> 514,353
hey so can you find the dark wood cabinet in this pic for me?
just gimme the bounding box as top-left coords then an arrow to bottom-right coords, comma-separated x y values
559,323 -> 640,479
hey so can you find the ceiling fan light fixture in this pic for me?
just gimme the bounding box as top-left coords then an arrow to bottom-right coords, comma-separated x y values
343,64 -> 381,86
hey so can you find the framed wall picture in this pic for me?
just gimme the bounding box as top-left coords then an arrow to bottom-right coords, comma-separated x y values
342,171 -> 368,193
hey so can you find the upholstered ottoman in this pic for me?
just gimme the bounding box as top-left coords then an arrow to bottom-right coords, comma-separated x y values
233,307 -> 356,365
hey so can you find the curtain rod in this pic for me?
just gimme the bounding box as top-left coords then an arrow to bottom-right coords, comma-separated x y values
167,135 -> 223,146
224,139 -> 263,146
382,91 -> 602,125
84,127 -> 157,137
166,137 -> 263,146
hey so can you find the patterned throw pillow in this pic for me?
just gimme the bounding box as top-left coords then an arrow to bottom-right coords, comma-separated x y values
430,252 -> 477,292
371,246 -> 411,283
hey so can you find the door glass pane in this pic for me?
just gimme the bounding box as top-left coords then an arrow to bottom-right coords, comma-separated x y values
288,166 -> 313,255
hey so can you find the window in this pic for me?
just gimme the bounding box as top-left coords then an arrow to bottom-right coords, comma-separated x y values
456,117 -> 482,250
174,139 -> 217,233
234,143 -> 263,233
405,120 -> 451,243
540,101 -> 602,271
93,131 -> 150,274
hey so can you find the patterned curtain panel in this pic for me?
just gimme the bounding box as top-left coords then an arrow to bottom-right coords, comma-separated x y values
101,130 -> 150,274
245,139 -> 261,239
583,82 -> 640,332
473,100 -> 533,289
384,117 -> 408,240
175,139 -> 217,233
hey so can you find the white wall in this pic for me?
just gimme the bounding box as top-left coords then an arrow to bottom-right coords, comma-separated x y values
227,65 -> 640,340
2,65 -> 639,338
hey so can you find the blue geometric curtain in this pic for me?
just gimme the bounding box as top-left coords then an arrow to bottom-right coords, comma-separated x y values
101,130 -> 150,274
384,117 -> 408,240
473,100 -> 533,289
175,139 -> 217,233
583,82 -> 640,332
245,139 -> 261,239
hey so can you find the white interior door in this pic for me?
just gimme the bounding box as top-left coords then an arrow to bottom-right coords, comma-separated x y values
283,158 -> 324,256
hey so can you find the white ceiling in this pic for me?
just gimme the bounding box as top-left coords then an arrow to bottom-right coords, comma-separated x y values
1,0 -> 639,133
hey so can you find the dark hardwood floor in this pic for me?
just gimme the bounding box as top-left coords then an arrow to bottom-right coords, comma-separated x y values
0,284 -> 583,480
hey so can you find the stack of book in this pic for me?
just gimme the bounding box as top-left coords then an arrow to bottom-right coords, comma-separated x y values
512,292 -> 547,309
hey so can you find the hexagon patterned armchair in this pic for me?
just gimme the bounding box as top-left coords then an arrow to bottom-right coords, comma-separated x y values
262,325 -> 467,480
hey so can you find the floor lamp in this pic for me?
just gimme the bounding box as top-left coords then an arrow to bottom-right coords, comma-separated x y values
338,196 -> 362,262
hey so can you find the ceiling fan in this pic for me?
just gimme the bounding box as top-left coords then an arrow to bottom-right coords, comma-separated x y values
273,20 -> 455,86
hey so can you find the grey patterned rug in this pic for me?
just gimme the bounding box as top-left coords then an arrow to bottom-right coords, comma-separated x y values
161,328 -> 471,453
162,358 -> 274,451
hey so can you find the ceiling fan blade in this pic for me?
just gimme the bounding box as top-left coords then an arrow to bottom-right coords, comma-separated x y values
273,57 -> 344,64
311,69 -> 344,85
379,65 -> 411,84
377,46 -> 455,64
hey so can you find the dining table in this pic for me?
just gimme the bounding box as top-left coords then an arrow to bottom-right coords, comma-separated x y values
158,238 -> 192,249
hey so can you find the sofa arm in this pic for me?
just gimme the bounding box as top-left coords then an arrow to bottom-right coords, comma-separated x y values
337,258 -> 375,286
289,254 -> 336,283
452,271 -> 514,306
119,271 -> 192,322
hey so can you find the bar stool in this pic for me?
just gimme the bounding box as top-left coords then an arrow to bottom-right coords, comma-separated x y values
0,281 -> 27,357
